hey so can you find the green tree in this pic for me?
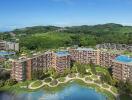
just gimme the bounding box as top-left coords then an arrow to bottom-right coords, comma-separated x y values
89,60 -> 96,75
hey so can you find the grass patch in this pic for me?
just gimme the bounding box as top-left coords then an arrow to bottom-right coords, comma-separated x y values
111,86 -> 118,94
31,80 -> 42,87
50,79 -> 58,86
94,80 -> 102,84
85,77 -> 92,81
96,67 -> 108,74
102,84 -> 109,88
0,80 -> 36,94
68,73 -> 76,78
78,73 -> 84,78
58,77 -> 65,82
44,78 -> 52,83
91,75 -> 98,80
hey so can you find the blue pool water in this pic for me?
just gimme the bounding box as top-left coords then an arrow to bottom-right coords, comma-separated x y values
0,51 -> 15,57
56,51 -> 70,57
0,83 -> 107,100
115,55 -> 132,63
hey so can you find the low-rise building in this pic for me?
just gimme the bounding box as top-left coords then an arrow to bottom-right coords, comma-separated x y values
96,43 -> 132,51
0,40 -> 19,51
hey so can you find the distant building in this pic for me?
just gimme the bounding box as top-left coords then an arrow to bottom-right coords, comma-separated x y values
0,40 -> 19,51
96,43 -> 132,52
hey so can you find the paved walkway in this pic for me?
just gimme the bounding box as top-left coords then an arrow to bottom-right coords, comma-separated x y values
28,73 -> 119,98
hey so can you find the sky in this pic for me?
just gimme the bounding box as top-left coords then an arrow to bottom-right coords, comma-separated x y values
0,0 -> 132,31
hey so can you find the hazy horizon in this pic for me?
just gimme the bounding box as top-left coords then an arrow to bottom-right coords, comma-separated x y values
1,0 -> 132,31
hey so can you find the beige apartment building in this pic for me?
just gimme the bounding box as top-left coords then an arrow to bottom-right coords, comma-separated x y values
112,55 -> 132,82
69,47 -> 100,65
11,51 -> 71,81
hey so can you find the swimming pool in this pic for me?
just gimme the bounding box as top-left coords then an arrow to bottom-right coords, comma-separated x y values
0,51 -> 15,57
115,55 -> 132,63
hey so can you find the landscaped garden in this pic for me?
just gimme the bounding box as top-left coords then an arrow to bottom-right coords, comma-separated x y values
58,77 -> 65,82
44,77 -> 52,83
31,80 -> 43,87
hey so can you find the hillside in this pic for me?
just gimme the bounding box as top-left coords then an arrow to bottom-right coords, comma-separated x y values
0,23 -> 132,51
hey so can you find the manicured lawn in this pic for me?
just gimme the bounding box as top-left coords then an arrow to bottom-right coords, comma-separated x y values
58,77 -> 65,82
31,81 -> 42,87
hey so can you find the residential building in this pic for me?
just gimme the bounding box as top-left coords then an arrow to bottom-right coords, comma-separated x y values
11,51 -> 71,81
99,50 -> 119,67
11,51 -> 53,81
96,43 -> 132,51
68,47 -> 100,65
112,55 -> 132,82
11,46 -> 132,82
0,40 -> 19,51
0,40 -> 6,50
53,51 -> 71,73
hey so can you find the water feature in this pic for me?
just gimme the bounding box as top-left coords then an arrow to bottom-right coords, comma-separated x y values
0,51 -> 15,57
0,83 -> 107,100
115,55 -> 132,63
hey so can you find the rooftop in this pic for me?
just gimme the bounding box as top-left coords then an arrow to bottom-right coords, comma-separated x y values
115,55 -> 132,64
55,51 -> 70,57
76,47 -> 94,51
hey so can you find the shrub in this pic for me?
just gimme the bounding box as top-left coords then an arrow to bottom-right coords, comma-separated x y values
4,79 -> 17,86
78,73 -> 84,78
31,81 -> 42,87
44,78 -> 52,83
50,79 -> 58,86
102,84 -> 109,88
58,77 -> 65,82
85,77 -> 92,81
111,87 -> 118,94
86,72 -> 91,75
0,80 -> 4,87
91,75 -> 98,79
68,73 -> 76,78
94,80 -> 102,84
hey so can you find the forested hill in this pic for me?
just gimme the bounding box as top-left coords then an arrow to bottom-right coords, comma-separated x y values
11,23 -> 132,35
12,26 -> 60,35
64,23 -> 132,34
0,23 -> 132,50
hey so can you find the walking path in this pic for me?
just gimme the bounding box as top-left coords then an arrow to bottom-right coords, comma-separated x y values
28,73 -> 119,98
